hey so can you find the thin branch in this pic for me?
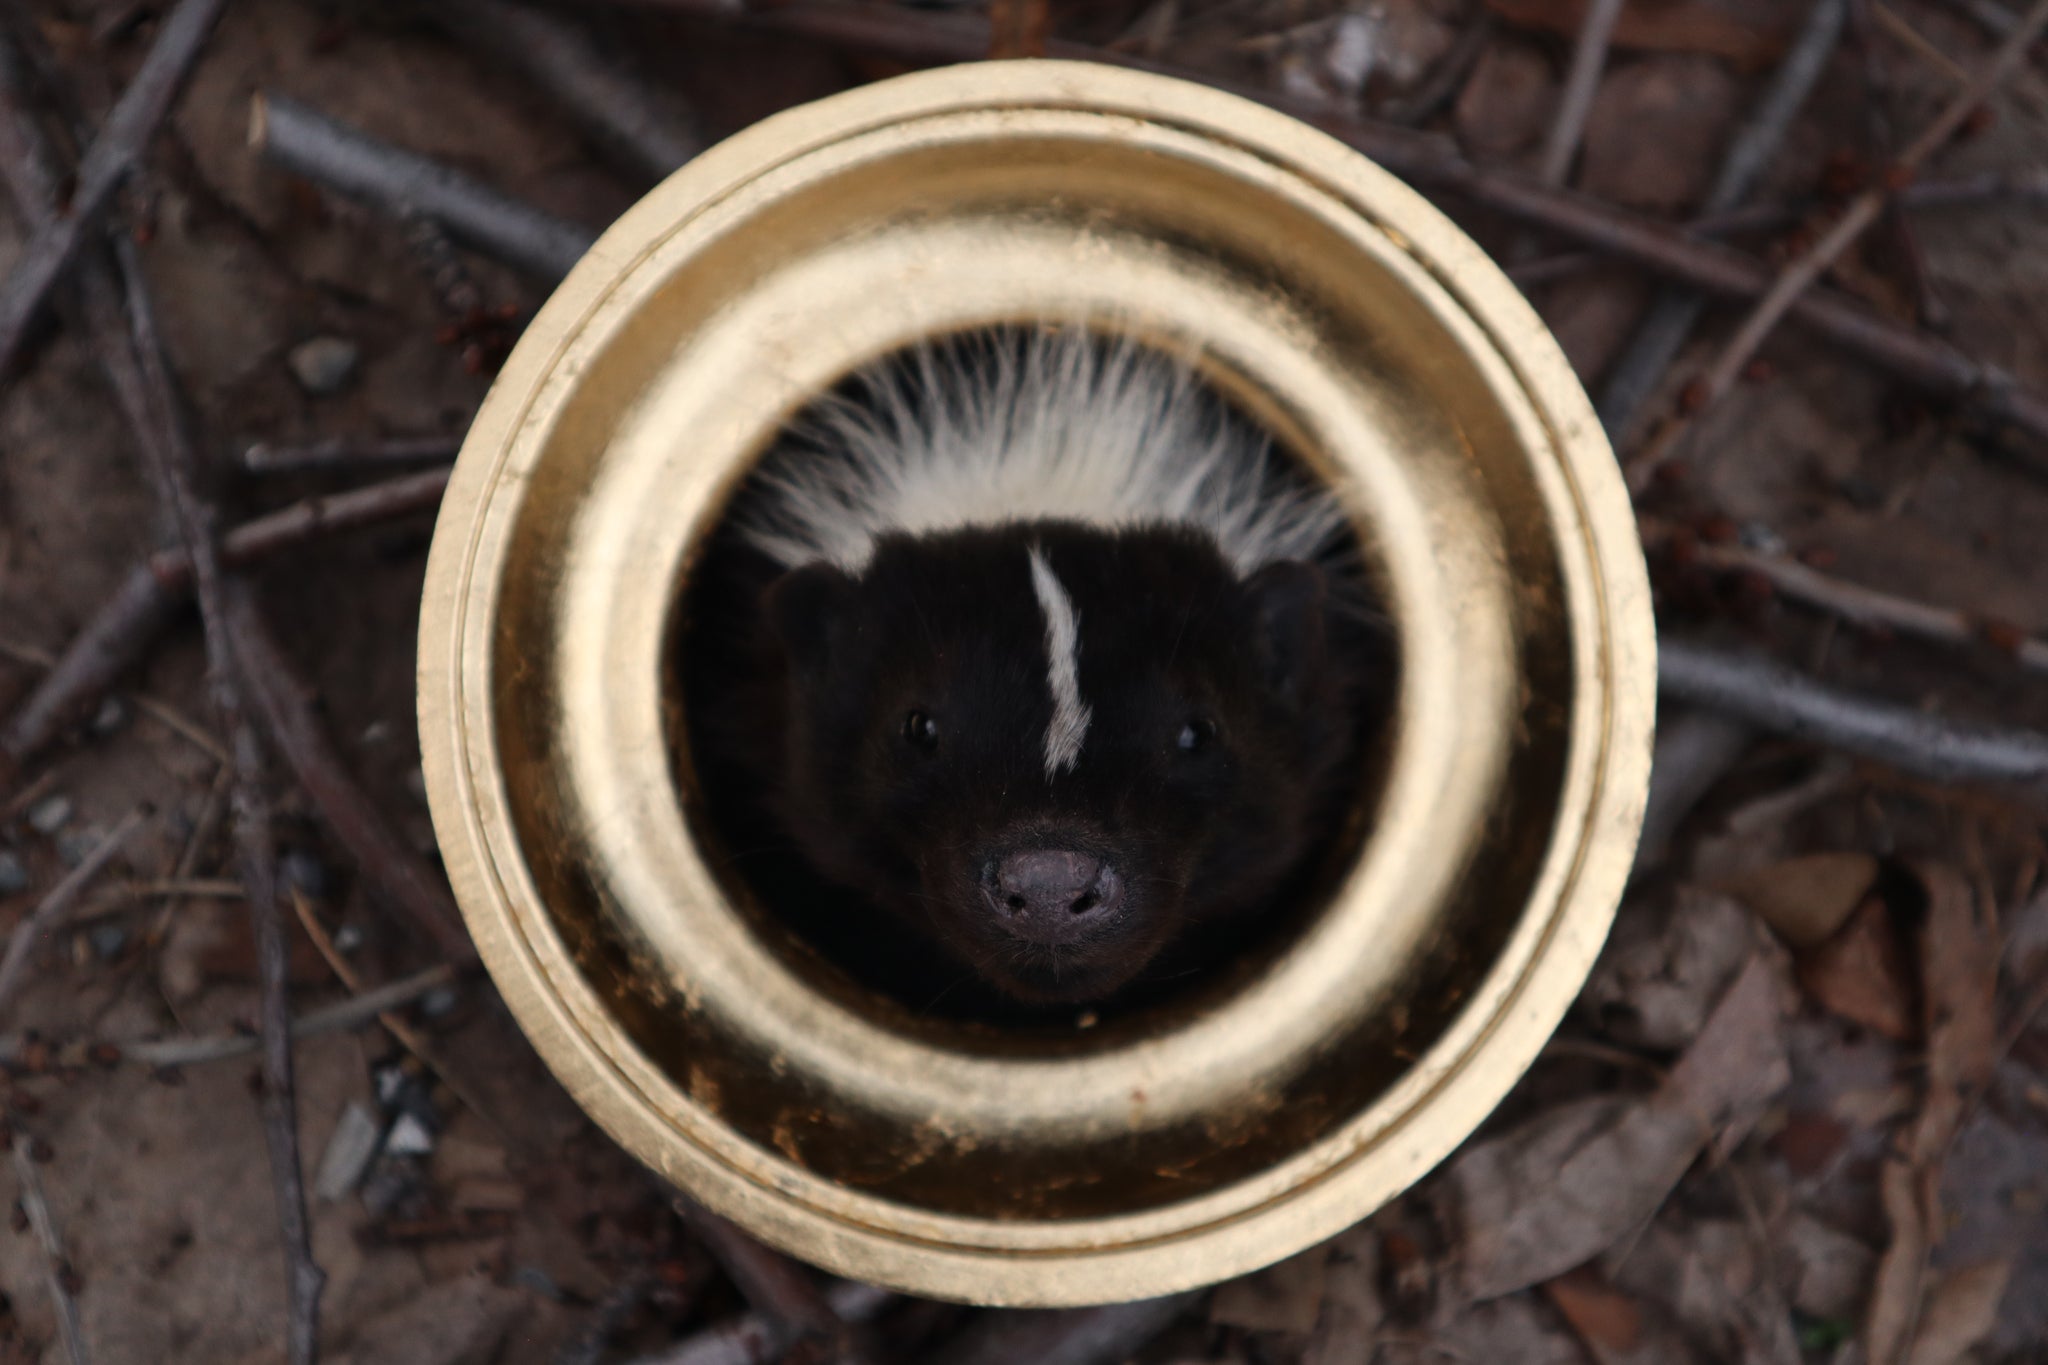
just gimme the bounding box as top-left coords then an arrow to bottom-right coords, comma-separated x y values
225,592 -> 474,963
608,0 -> 2048,444
1626,0 -> 2048,491
2,469 -> 449,765
426,0 -> 701,181
1646,519 -> 2048,673
248,91 -> 597,282
1536,0 -> 1625,188
919,1294 -> 1201,1365
10,1134 -> 89,1365
1657,637 -> 2048,792
0,964 -> 459,1069
242,433 -> 462,476
0,0 -> 226,378
1597,0 -> 1849,439
677,1199 -> 875,1365
0,809 -> 147,1023
629,1282 -> 894,1365
111,226 -> 326,1365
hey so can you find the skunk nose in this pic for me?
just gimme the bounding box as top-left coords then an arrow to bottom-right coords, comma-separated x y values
984,850 -> 1124,944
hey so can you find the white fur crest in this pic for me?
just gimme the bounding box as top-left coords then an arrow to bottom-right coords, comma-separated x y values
1027,546 -> 1092,777
741,326 -> 1345,573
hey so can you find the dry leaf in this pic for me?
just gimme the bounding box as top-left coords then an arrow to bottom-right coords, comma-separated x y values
1447,956 -> 1789,1299
1580,888 -> 1754,1050
1483,0 -> 1794,67
1905,1261 -> 2013,1365
1543,1267 -> 1642,1353
1798,898 -> 1915,1041
1577,57 -> 1741,212
1864,863 -> 2002,1365
1212,1243 -> 1330,1335
1726,852 -> 1881,951
1608,1218 -> 1800,1365
1384,1294 -> 1583,1365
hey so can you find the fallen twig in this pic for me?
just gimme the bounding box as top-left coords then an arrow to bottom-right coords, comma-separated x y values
249,91 -> 597,282
10,1133 -> 89,1365
1632,709 -> 1756,877
227,593 -> 473,962
427,0 -> 700,181
630,1282 -> 894,1365
1536,0 -> 1624,188
1646,519 -> 2048,674
111,220 -> 326,1363
0,0 -> 225,379
920,1293 -> 1201,1365
0,963 -> 459,1069
1658,637 -> 2048,791
0,808 -> 147,1024
1596,0 -> 1848,439
1852,0 -> 1950,331
616,0 -> 2048,444
677,1199 -> 875,1365
242,433 -> 462,476
2,469 -> 450,765
1626,0 -> 2048,491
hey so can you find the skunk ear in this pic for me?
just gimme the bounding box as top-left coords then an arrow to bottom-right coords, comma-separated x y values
1244,560 -> 1327,703
764,562 -> 855,676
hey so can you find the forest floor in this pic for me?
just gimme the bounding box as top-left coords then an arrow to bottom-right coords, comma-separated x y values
3,1 -> 2048,1363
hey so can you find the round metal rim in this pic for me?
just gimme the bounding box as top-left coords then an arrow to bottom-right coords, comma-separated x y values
418,59 -> 1655,1305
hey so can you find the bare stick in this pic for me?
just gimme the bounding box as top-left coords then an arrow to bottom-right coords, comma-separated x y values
1646,521 -> 2048,673
111,228 -> 325,1363
677,1199 -> 875,1365
1536,0 -> 1625,187
242,433 -> 462,475
0,0 -> 226,378
920,1294 -> 1200,1365
1,469 -> 449,765
0,809 -> 147,1024
1596,0 -> 1849,439
1626,0 -> 2048,490
10,1134 -> 89,1365
1853,0 -> 1950,331
609,0 -> 2048,444
629,1282 -> 894,1365
226,592 -> 474,963
1657,637 -> 2048,792
426,0 -> 701,181
1632,709 -> 1756,877
249,91 -> 596,281
0,964 -> 459,1069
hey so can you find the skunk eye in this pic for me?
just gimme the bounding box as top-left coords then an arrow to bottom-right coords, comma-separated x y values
903,709 -> 940,751
1177,716 -> 1218,754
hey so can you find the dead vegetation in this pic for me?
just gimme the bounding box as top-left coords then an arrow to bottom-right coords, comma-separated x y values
3,1 -> 2048,1362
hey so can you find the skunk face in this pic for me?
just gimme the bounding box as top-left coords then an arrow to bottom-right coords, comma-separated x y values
765,521 -> 1353,1003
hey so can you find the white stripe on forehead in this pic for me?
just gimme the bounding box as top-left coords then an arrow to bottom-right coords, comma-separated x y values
1027,546 -> 1092,778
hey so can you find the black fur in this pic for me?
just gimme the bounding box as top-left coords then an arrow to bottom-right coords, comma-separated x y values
681,517 -> 1392,1011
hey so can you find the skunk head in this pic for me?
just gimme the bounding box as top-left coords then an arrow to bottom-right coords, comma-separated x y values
765,521 -> 1355,1004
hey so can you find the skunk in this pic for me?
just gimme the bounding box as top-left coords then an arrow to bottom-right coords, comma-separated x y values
681,325 -> 1392,1013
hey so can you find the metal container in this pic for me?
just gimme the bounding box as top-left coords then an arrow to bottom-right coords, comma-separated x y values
418,61 -> 1654,1307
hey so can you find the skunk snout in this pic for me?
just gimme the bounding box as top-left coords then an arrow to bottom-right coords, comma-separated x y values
982,850 -> 1125,945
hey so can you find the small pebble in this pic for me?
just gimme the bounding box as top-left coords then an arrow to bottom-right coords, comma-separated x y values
26,795 -> 72,836
0,851 -> 28,897
314,1102 -> 383,1202
419,985 -> 460,1020
360,720 -> 393,746
333,923 -> 364,954
1738,521 -> 1787,556
287,335 -> 360,395
404,766 -> 428,802
385,1112 -> 435,1157
89,697 -> 127,736
88,922 -> 129,961
373,1063 -> 410,1109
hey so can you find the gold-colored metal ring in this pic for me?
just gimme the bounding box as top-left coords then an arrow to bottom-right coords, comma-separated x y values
418,59 -> 1654,1306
